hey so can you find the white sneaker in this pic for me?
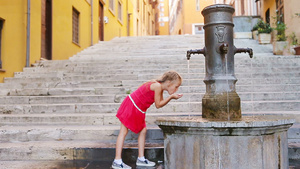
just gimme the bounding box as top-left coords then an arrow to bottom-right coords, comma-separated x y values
112,161 -> 132,169
136,159 -> 156,167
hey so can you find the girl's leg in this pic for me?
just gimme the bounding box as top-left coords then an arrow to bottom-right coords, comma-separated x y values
115,123 -> 128,159
136,127 -> 155,167
138,127 -> 147,158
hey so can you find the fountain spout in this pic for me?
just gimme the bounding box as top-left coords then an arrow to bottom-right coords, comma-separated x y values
235,47 -> 253,58
186,48 -> 205,60
219,43 -> 229,54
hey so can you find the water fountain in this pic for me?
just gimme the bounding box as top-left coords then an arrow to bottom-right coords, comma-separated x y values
156,4 -> 294,169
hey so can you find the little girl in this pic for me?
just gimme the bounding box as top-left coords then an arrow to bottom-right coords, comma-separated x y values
112,71 -> 183,169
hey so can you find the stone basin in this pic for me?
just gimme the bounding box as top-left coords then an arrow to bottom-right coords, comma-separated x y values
156,116 -> 295,169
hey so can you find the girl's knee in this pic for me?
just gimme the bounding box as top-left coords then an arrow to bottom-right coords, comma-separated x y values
119,124 -> 129,136
140,127 -> 147,134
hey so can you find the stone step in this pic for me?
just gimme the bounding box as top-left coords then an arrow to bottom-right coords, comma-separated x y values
1,112 -> 300,127
24,62 -> 300,71
0,159 -> 163,169
31,57 -> 299,70
1,79 -> 300,90
0,100 -> 299,115
0,95 -> 117,104
0,140 -> 164,163
0,112 -> 201,126
0,92 -> 300,104
0,102 -> 200,114
289,142 -> 300,161
0,34 -> 299,165
19,66 -> 300,75
5,68 -> 300,80
0,124 -> 163,143
0,126 -> 300,163
0,142 -> 299,167
6,87 -> 127,96
4,75 -> 300,87
289,123 -> 300,143
0,113 -> 115,126
30,62 -> 205,70
0,141 -> 299,166
1,119 -> 300,143
2,84 -> 300,96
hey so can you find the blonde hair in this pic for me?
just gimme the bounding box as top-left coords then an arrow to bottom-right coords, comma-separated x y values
156,71 -> 182,84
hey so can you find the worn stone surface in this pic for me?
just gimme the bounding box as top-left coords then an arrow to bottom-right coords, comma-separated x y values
202,92 -> 241,120
157,116 -> 294,169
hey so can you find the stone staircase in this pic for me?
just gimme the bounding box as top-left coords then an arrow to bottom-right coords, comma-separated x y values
0,35 -> 300,168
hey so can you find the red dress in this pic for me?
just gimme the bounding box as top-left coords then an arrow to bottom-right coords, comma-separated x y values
116,82 -> 155,133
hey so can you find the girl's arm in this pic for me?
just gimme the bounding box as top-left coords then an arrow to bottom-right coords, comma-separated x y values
152,83 -> 182,109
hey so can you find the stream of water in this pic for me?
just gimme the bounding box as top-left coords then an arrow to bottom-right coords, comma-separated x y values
250,57 -> 254,115
187,60 -> 191,118
225,54 -> 230,121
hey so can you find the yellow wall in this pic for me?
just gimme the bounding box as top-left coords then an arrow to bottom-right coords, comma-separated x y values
169,0 -> 183,35
31,0 -> 42,66
127,0 -> 134,36
261,0 -> 276,25
105,0 -> 137,40
171,11 -> 184,35
183,0 -> 201,34
52,0 -> 92,60
284,0 -> 300,44
0,0 -> 99,82
158,0 -> 170,35
0,0 -> 27,83
169,0 -> 214,35
0,0 -> 156,83
261,0 -> 300,51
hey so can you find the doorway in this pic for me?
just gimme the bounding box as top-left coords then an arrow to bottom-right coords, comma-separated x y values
265,8 -> 270,24
99,1 -> 104,41
41,0 -> 52,60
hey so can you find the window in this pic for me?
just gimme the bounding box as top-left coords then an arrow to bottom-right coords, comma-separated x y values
196,0 -> 200,11
118,1 -> 122,22
276,0 -> 284,23
193,24 -> 204,35
109,0 -> 114,12
72,8 -> 80,44
0,19 -> 4,69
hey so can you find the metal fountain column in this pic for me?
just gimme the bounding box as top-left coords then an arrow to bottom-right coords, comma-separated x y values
187,4 -> 253,120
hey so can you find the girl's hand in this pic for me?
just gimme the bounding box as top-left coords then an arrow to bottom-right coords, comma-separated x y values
172,93 -> 183,99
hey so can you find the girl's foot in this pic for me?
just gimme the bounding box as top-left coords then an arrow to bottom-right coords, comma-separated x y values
136,158 -> 156,167
112,161 -> 132,169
